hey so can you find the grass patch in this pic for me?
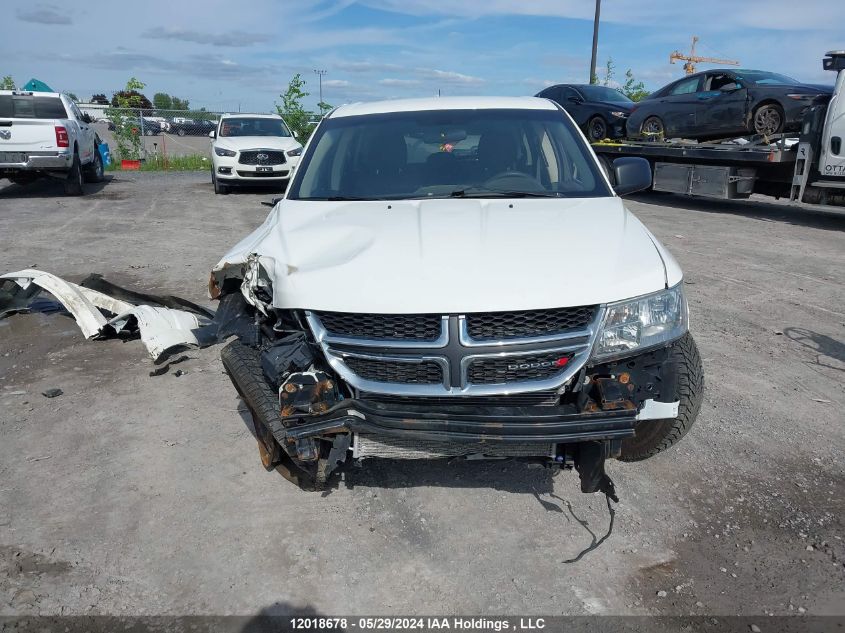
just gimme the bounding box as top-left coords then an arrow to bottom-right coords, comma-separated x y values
106,153 -> 210,171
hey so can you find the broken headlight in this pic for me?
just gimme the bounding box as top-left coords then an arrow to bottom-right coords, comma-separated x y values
591,283 -> 688,362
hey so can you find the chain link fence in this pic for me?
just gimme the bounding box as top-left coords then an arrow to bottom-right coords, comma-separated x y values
91,107 -> 228,166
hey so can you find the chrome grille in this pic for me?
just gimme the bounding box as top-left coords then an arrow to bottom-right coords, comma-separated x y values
344,357 -> 443,384
467,352 -> 573,385
307,307 -> 602,397
239,150 -> 286,165
316,311 -> 441,341
465,306 -> 596,340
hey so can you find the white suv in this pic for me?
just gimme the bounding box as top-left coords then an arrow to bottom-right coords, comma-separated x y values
210,97 -> 704,495
210,113 -> 302,194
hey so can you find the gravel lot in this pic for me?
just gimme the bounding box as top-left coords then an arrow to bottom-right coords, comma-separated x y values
0,172 -> 843,619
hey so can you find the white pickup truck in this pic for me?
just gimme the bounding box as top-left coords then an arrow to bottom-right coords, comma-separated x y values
0,90 -> 104,195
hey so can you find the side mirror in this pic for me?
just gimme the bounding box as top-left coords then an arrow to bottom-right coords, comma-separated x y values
612,157 -> 652,195
208,130 -> 215,138
82,113 -> 93,124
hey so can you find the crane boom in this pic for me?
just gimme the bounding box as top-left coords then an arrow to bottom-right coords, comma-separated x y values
670,36 -> 739,74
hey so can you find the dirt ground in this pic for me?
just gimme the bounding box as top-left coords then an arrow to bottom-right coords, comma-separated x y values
0,172 -> 843,619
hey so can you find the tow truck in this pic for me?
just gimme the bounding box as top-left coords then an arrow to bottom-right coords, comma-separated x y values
591,51 -> 845,208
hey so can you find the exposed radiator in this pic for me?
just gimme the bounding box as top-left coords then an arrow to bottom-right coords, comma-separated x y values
353,434 -> 555,460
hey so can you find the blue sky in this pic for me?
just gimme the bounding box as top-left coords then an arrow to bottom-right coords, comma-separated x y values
3,0 -> 840,112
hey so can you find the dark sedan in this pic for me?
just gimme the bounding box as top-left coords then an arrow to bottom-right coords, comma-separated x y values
168,119 -> 216,136
626,69 -> 832,141
535,84 -> 634,141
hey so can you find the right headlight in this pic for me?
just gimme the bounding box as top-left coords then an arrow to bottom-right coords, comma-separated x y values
214,146 -> 236,157
591,283 -> 688,362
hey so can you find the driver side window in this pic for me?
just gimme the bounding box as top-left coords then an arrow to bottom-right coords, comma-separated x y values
669,76 -> 702,95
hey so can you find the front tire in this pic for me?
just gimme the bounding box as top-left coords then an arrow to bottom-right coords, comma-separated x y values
63,152 -> 84,196
641,116 -> 665,140
83,147 -> 104,183
212,170 -> 229,194
619,333 -> 704,462
752,103 -> 784,136
587,116 -> 608,142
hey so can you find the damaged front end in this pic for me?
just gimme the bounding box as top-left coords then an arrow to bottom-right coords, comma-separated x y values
214,262 -> 699,496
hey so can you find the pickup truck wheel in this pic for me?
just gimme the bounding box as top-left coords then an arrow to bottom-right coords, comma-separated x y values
177,128 -> 186,137
618,333 -> 704,462
63,153 -> 84,196
83,147 -> 104,183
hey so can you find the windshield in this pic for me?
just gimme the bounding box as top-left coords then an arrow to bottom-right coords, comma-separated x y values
735,70 -> 801,85
577,86 -> 632,103
289,108 -> 611,201
219,117 -> 291,137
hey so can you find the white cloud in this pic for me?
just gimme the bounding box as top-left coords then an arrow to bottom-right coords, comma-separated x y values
379,78 -> 422,86
414,68 -> 485,84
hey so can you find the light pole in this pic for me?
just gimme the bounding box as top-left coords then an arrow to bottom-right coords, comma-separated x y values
313,69 -> 327,113
589,0 -> 601,84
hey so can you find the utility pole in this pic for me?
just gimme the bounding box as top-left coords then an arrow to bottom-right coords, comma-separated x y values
589,0 -> 601,84
313,69 -> 327,113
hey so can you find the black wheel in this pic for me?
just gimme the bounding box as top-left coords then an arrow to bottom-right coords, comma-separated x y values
212,170 -> 228,194
587,116 -> 608,142
752,103 -> 784,136
177,128 -> 186,137
83,147 -> 104,183
63,152 -> 84,196
619,333 -> 704,462
641,116 -> 665,140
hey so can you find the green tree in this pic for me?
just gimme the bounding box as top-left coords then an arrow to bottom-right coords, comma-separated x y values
171,97 -> 189,110
153,92 -> 172,110
621,68 -> 650,102
1,76 -> 15,90
276,74 -> 314,142
106,77 -> 149,160
317,101 -> 333,115
602,58 -> 615,86
91,93 -> 109,105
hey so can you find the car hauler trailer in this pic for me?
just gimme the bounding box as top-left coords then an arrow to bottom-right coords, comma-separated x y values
592,51 -> 845,209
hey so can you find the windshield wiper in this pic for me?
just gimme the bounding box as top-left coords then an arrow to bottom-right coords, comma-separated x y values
448,188 -> 567,198
297,195 -> 390,201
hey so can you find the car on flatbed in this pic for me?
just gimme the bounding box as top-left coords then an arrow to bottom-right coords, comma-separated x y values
0,90 -> 104,195
535,84 -> 635,141
627,68 -> 832,140
210,96 -> 704,494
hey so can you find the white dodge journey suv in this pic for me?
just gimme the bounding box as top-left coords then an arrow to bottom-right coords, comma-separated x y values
209,97 -> 704,495
210,113 -> 302,194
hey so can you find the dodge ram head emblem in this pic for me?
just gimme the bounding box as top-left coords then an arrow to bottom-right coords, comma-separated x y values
257,153 -> 268,161
0,130 -> 10,139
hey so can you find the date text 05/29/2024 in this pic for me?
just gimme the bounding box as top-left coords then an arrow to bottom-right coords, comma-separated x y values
289,618 -> 547,631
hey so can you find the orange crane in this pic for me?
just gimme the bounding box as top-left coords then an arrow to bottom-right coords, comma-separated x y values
670,36 -> 739,74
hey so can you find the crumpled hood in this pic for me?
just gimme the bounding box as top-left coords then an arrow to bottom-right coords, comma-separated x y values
214,136 -> 301,152
213,197 -> 681,313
